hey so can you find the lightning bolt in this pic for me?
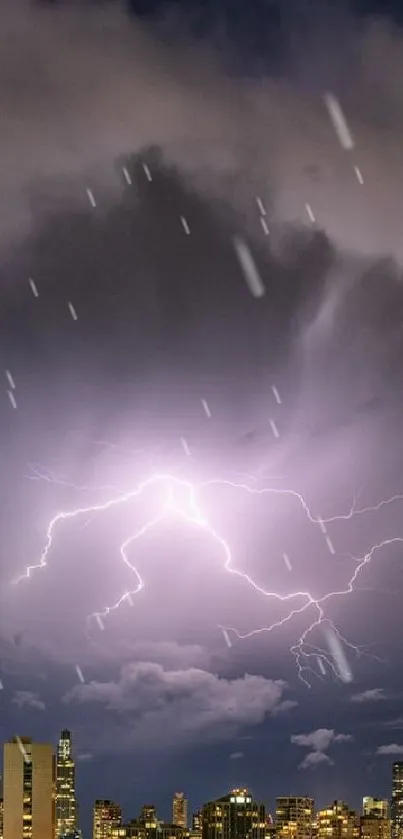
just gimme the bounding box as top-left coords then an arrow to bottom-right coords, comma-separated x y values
15,467 -> 403,686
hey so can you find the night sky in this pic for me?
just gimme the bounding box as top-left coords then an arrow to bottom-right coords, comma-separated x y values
2,1 -> 403,837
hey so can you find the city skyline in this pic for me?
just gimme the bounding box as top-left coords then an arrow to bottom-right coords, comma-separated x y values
1,731 -> 403,838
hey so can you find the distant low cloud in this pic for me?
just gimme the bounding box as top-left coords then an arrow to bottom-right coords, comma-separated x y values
76,753 -> 93,762
351,688 -> 386,703
292,728 -> 352,751
377,744 -> 403,755
292,728 -> 352,770
12,690 -> 45,711
229,751 -> 244,760
299,751 -> 333,769
65,662 -> 295,750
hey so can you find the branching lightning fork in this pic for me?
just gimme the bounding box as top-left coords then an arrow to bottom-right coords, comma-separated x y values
14,470 -> 403,686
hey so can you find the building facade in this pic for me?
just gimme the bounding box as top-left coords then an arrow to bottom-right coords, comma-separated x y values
56,730 -> 77,837
360,816 -> 391,839
193,813 -> 203,833
363,802 -> 389,821
276,797 -> 314,839
392,764 -> 403,839
3,737 -> 55,839
173,794 -> 188,829
317,802 -> 358,839
202,788 -> 266,839
93,800 -> 122,839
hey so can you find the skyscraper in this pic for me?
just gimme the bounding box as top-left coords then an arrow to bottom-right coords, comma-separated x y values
56,730 -> 77,837
173,794 -> 188,829
392,764 -> 403,839
276,797 -> 314,839
202,788 -> 266,839
93,800 -> 122,839
3,737 -> 55,839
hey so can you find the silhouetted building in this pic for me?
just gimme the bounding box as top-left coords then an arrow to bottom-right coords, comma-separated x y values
276,798 -> 314,839
392,765 -> 403,839
3,737 -> 55,839
93,800 -> 122,839
202,789 -> 266,839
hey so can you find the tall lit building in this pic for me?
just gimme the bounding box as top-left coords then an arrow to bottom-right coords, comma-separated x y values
3,737 -> 55,839
317,802 -> 358,839
392,764 -> 403,839
173,794 -> 188,829
360,816 -> 391,839
276,798 -> 314,839
93,800 -> 122,839
56,730 -> 77,837
202,788 -> 266,839
363,802 -> 389,820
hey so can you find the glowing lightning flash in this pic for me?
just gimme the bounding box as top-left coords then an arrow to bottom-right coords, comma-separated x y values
14,472 -> 403,686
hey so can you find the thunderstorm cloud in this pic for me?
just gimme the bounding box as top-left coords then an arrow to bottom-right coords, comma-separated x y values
2,0 -> 403,266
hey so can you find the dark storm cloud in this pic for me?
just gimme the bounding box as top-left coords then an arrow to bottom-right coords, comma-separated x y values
4,0 -> 403,262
